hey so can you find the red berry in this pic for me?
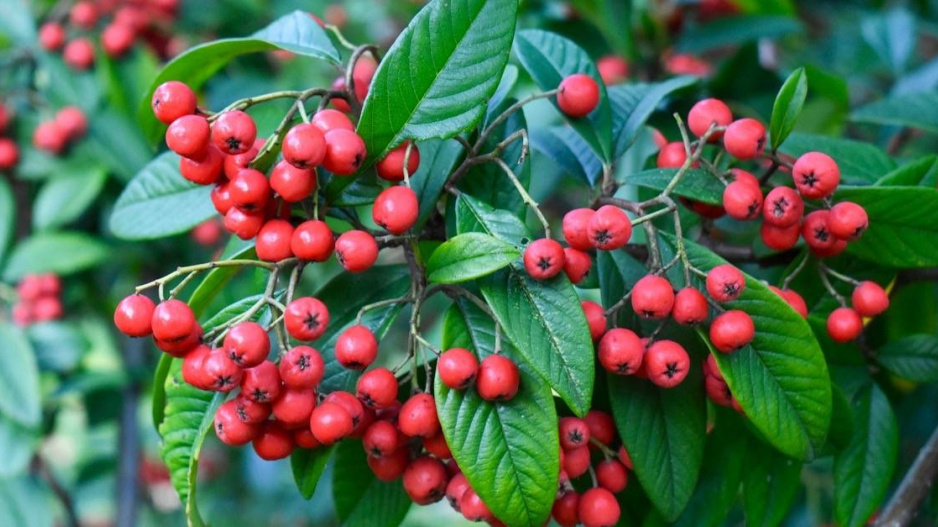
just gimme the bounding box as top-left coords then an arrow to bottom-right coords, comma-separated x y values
557,74 -> 600,118
70,1 -> 98,29
723,181 -> 763,220
672,287 -> 708,325
357,367 -> 399,408
0,138 -> 19,170
39,23 -> 66,51
446,473 -> 471,511
812,237 -> 848,259
114,294 -> 156,337
211,181 -> 234,215
460,489 -> 493,522
618,445 -> 633,470
563,445 -> 591,478
292,221 -> 334,262
631,275 -> 675,319
596,459 -> 628,493
438,348 -> 479,390
223,207 -> 265,240
335,325 -> 379,370
422,432 -> 452,459
723,118 -> 765,160
231,396 -> 271,424
802,210 -> 835,252
54,106 -> 88,140
644,340 -> 690,388
376,141 -> 420,182
222,322 -> 269,368
151,299 -> 196,343
398,393 -> 440,438
214,401 -> 260,446
597,55 -> 629,85
683,198 -> 725,218
363,420 -> 400,457
202,348 -> 243,392
270,161 -> 316,202
284,297 -> 330,341
761,222 -> 801,252
403,456 -> 448,505
793,152 -> 840,199
335,230 -> 379,273
181,345 -> 213,390
579,488 -> 621,527
587,205 -> 632,250
224,141 -> 262,178
253,422 -> 295,460
212,110 -> 256,155
763,187 -> 804,227
852,281 -> 889,317
705,374 -> 734,407
563,248 -> 592,284
323,391 -> 365,431
476,355 -> 520,402
524,239 -> 566,280
294,428 -> 321,449
33,297 -> 63,322
311,109 -> 354,134
581,300 -> 606,341
368,448 -> 410,482
166,115 -> 210,159
709,310 -> 755,353
351,56 -> 378,102
272,388 -> 316,429
584,410 -> 616,447
373,186 -> 419,235
780,288 -> 809,318
241,361 -> 282,403
559,417 -> 590,450
229,168 -> 270,212
688,98 -> 732,139
827,307 -> 863,343
562,208 -> 595,251
657,142 -> 693,168
706,264 -> 745,303
323,129 -> 366,175
33,122 -> 68,154
101,23 -> 135,57
283,123 -> 326,169
63,39 -> 95,70
180,145 -> 223,185
256,220 -> 295,262
279,346 -> 325,389
552,491 -> 580,527
152,81 -> 197,125
828,202 -> 868,240
330,77 -> 353,112
36,274 -> 61,296
598,328 -> 644,375
154,323 -> 202,358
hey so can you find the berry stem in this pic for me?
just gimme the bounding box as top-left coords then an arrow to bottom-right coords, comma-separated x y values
286,262 -> 305,304
354,296 -> 413,326
413,333 -> 441,356
475,89 -> 559,153
603,290 -> 633,320
781,251 -> 810,290
295,99 -> 310,123
134,259 -> 278,295
821,264 -> 861,287
630,206 -> 673,227
402,141 -> 415,188
345,45 -> 381,113
817,264 -> 848,306
589,437 -> 616,459
493,157 -> 551,238
323,23 -> 358,51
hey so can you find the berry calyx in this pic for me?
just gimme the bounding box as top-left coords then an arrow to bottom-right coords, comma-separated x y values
706,264 -> 745,303
559,417 -> 590,450
644,340 -> 690,388
802,210 -> 835,253
438,348 -> 480,390
793,152 -> 840,199
114,294 -> 156,337
763,186 -> 804,227
672,287 -> 709,325
376,141 -> 421,182
214,401 -> 260,446
598,328 -> 644,375
334,230 -> 379,273
357,367 -> 399,408
828,201 -> 868,240
335,325 -> 379,370
476,354 -> 520,401
852,281 -> 889,317
403,456 -> 448,505
212,110 -> 257,154
587,205 -> 632,250
723,118 -> 766,160
202,348 -> 243,392
223,322 -> 270,368
524,238 -> 566,280
557,74 -> 600,118
723,180 -> 764,220
827,307 -> 863,343
709,310 -> 755,353
241,361 -> 282,403
363,420 -> 400,457
630,274 -> 675,319
284,297 -> 330,341
373,186 -> 419,235
279,345 -> 325,390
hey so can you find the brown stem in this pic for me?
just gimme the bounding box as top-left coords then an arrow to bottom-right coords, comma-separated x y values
33,455 -> 80,527
875,424 -> 938,527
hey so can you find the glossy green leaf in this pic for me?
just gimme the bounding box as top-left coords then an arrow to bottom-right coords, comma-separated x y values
110,152 -> 215,240
408,139 -> 464,231
829,385 -> 855,452
357,0 -> 519,167
780,133 -> 894,184
0,178 -> 13,266
834,383 -> 898,527
454,193 -> 530,245
609,76 -> 698,157
436,300 -> 559,527
333,440 -> 411,527
596,249 -> 647,327
32,168 -> 107,230
609,373 -> 706,521
769,68 -> 808,151
426,233 -> 520,284
0,326 -> 40,427
530,126 -> 603,185
291,446 -> 335,500
151,354 -> 174,430
875,155 -> 937,187
877,334 -> 938,382
2,232 -> 109,281
515,29 -> 613,161
625,168 -> 724,205
743,439 -> 803,527
676,15 -> 802,53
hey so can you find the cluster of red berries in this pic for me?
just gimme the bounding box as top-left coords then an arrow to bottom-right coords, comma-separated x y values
33,106 -> 88,156
11,274 -> 63,326
39,0 -> 179,69
823,281 -> 890,343
0,103 -> 17,171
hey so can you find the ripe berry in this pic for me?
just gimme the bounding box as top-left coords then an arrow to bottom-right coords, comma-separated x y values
211,181 -> 234,215
335,230 -> 379,273
241,361 -> 282,403
373,186 -> 419,235
166,115 -> 210,159
552,491 -> 580,527
63,38 -> 95,70
253,422 -> 295,460
763,187 -> 804,227
0,138 -> 19,170
229,168 -> 270,212
212,111 -> 256,155
672,287 -> 709,325
33,297 -> 63,322
33,122 -> 68,154
323,391 -> 365,430
584,410 -> 616,446
403,456 -> 448,505
596,459 -> 628,493
793,152 -> 840,199
705,373 -> 734,407
214,401 -> 260,446
644,340 -> 690,388
232,396 -> 271,424
779,288 -> 809,318
294,428 -> 321,449
659,141 -> 694,168
709,310 -> 755,353
280,346 -> 325,389
202,348 -> 243,392
224,140 -> 262,178
357,367 -> 399,408
180,145 -> 223,185
460,489 -> 493,522
311,109 -> 354,134
802,210 -> 835,252
827,307 -> 863,343
363,420 -> 400,457
256,220 -> 295,262
598,328 -> 644,375
37,274 -> 61,296
102,23 -> 135,57
182,345 -> 213,390
476,355 -> 520,401
223,208 -> 265,239
562,208 -> 595,251
351,55 -> 378,102
335,325 -> 379,370
376,141 -> 420,182
271,388 -> 316,428
151,299 -> 196,342
723,181 -> 763,220
223,322 -> 269,368
323,129 -> 367,175
706,265 -> 745,303
70,2 -> 98,29
368,448 -> 410,482
828,202 -> 868,240
114,294 -> 156,337
154,323 -> 202,357
631,275 -> 675,319
579,487 -> 621,527
270,161 -> 316,202
559,417 -> 590,450
283,123 -> 326,169
422,433 -> 452,459
563,445 -> 591,478
399,393 -> 440,438
152,81 -> 197,125
446,473 -> 470,511
39,23 -> 66,51
54,106 -> 88,140
284,297 -> 330,341
524,239 -> 566,280
812,237 -> 848,259
563,248 -> 592,284
292,221 -> 334,262
761,222 -> 801,251
581,300 -> 606,341
723,118 -> 766,160
557,74 -> 600,118
852,281 -> 889,317
688,98 -> 732,139
438,348 -> 479,390
597,55 -> 629,85
587,205 -> 632,250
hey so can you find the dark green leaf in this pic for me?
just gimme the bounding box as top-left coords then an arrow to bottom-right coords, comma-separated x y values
877,334 -> 938,382
357,0 -> 519,166
455,193 -> 530,245
743,439 -> 802,527
333,440 -> 411,527
769,68 -> 808,151
0,178 -> 13,266
829,385 -> 855,451
3,232 -> 109,281
408,139 -> 464,231
0,325 -> 39,427
834,383 -> 898,527
436,301 -> 559,527
151,354 -> 174,430
875,155 -> 938,187
515,29 -> 613,161
596,249 -> 647,327
188,244 -> 257,317
530,126 -> 603,185
0,415 -> 37,477
291,446 -> 335,500
86,111 -> 153,180
780,133 -> 895,184
625,168 -> 724,205
851,92 -> 938,133
32,168 -> 107,230
109,152 -> 215,240
609,77 -> 698,157
676,15 -> 802,53
426,233 -> 520,284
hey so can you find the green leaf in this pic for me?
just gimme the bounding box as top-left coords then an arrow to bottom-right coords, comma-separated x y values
86,111 -> 153,180
32,168 -> 108,230
675,15 -> 802,53
743,439 -> 803,527
852,92 -> 938,133
780,133 -> 895,184
608,373 -> 706,521
480,269 -> 595,416
769,68 -> 808,151
109,152 -> 215,240
0,0 -> 36,45
356,0 -> 519,167
835,186 -> 938,268
514,29 -> 613,161
834,383 -> 898,527
454,193 -> 530,245
426,233 -> 520,284
291,446 -> 335,500
436,300 -> 559,527
530,126 -> 603,185
860,8 -> 915,75
670,235 -> 831,460
333,440 -> 411,527
27,321 -> 87,372
0,177 -> 13,266
3,232 -> 109,281
0,415 -> 37,477
151,354 -> 174,430
408,139 -> 464,231
875,155 -> 938,187
609,77 -> 698,157
139,11 -> 340,144
625,168 -> 724,205
0,476 -> 54,527
596,249 -> 647,327
877,334 -> 938,382
829,385 -> 855,452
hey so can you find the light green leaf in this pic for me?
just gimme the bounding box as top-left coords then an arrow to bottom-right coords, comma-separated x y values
851,92 -> 938,133
33,168 -> 107,230
769,68 -> 808,151
426,233 -> 520,284
454,193 -> 530,245
3,232 -> 109,281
